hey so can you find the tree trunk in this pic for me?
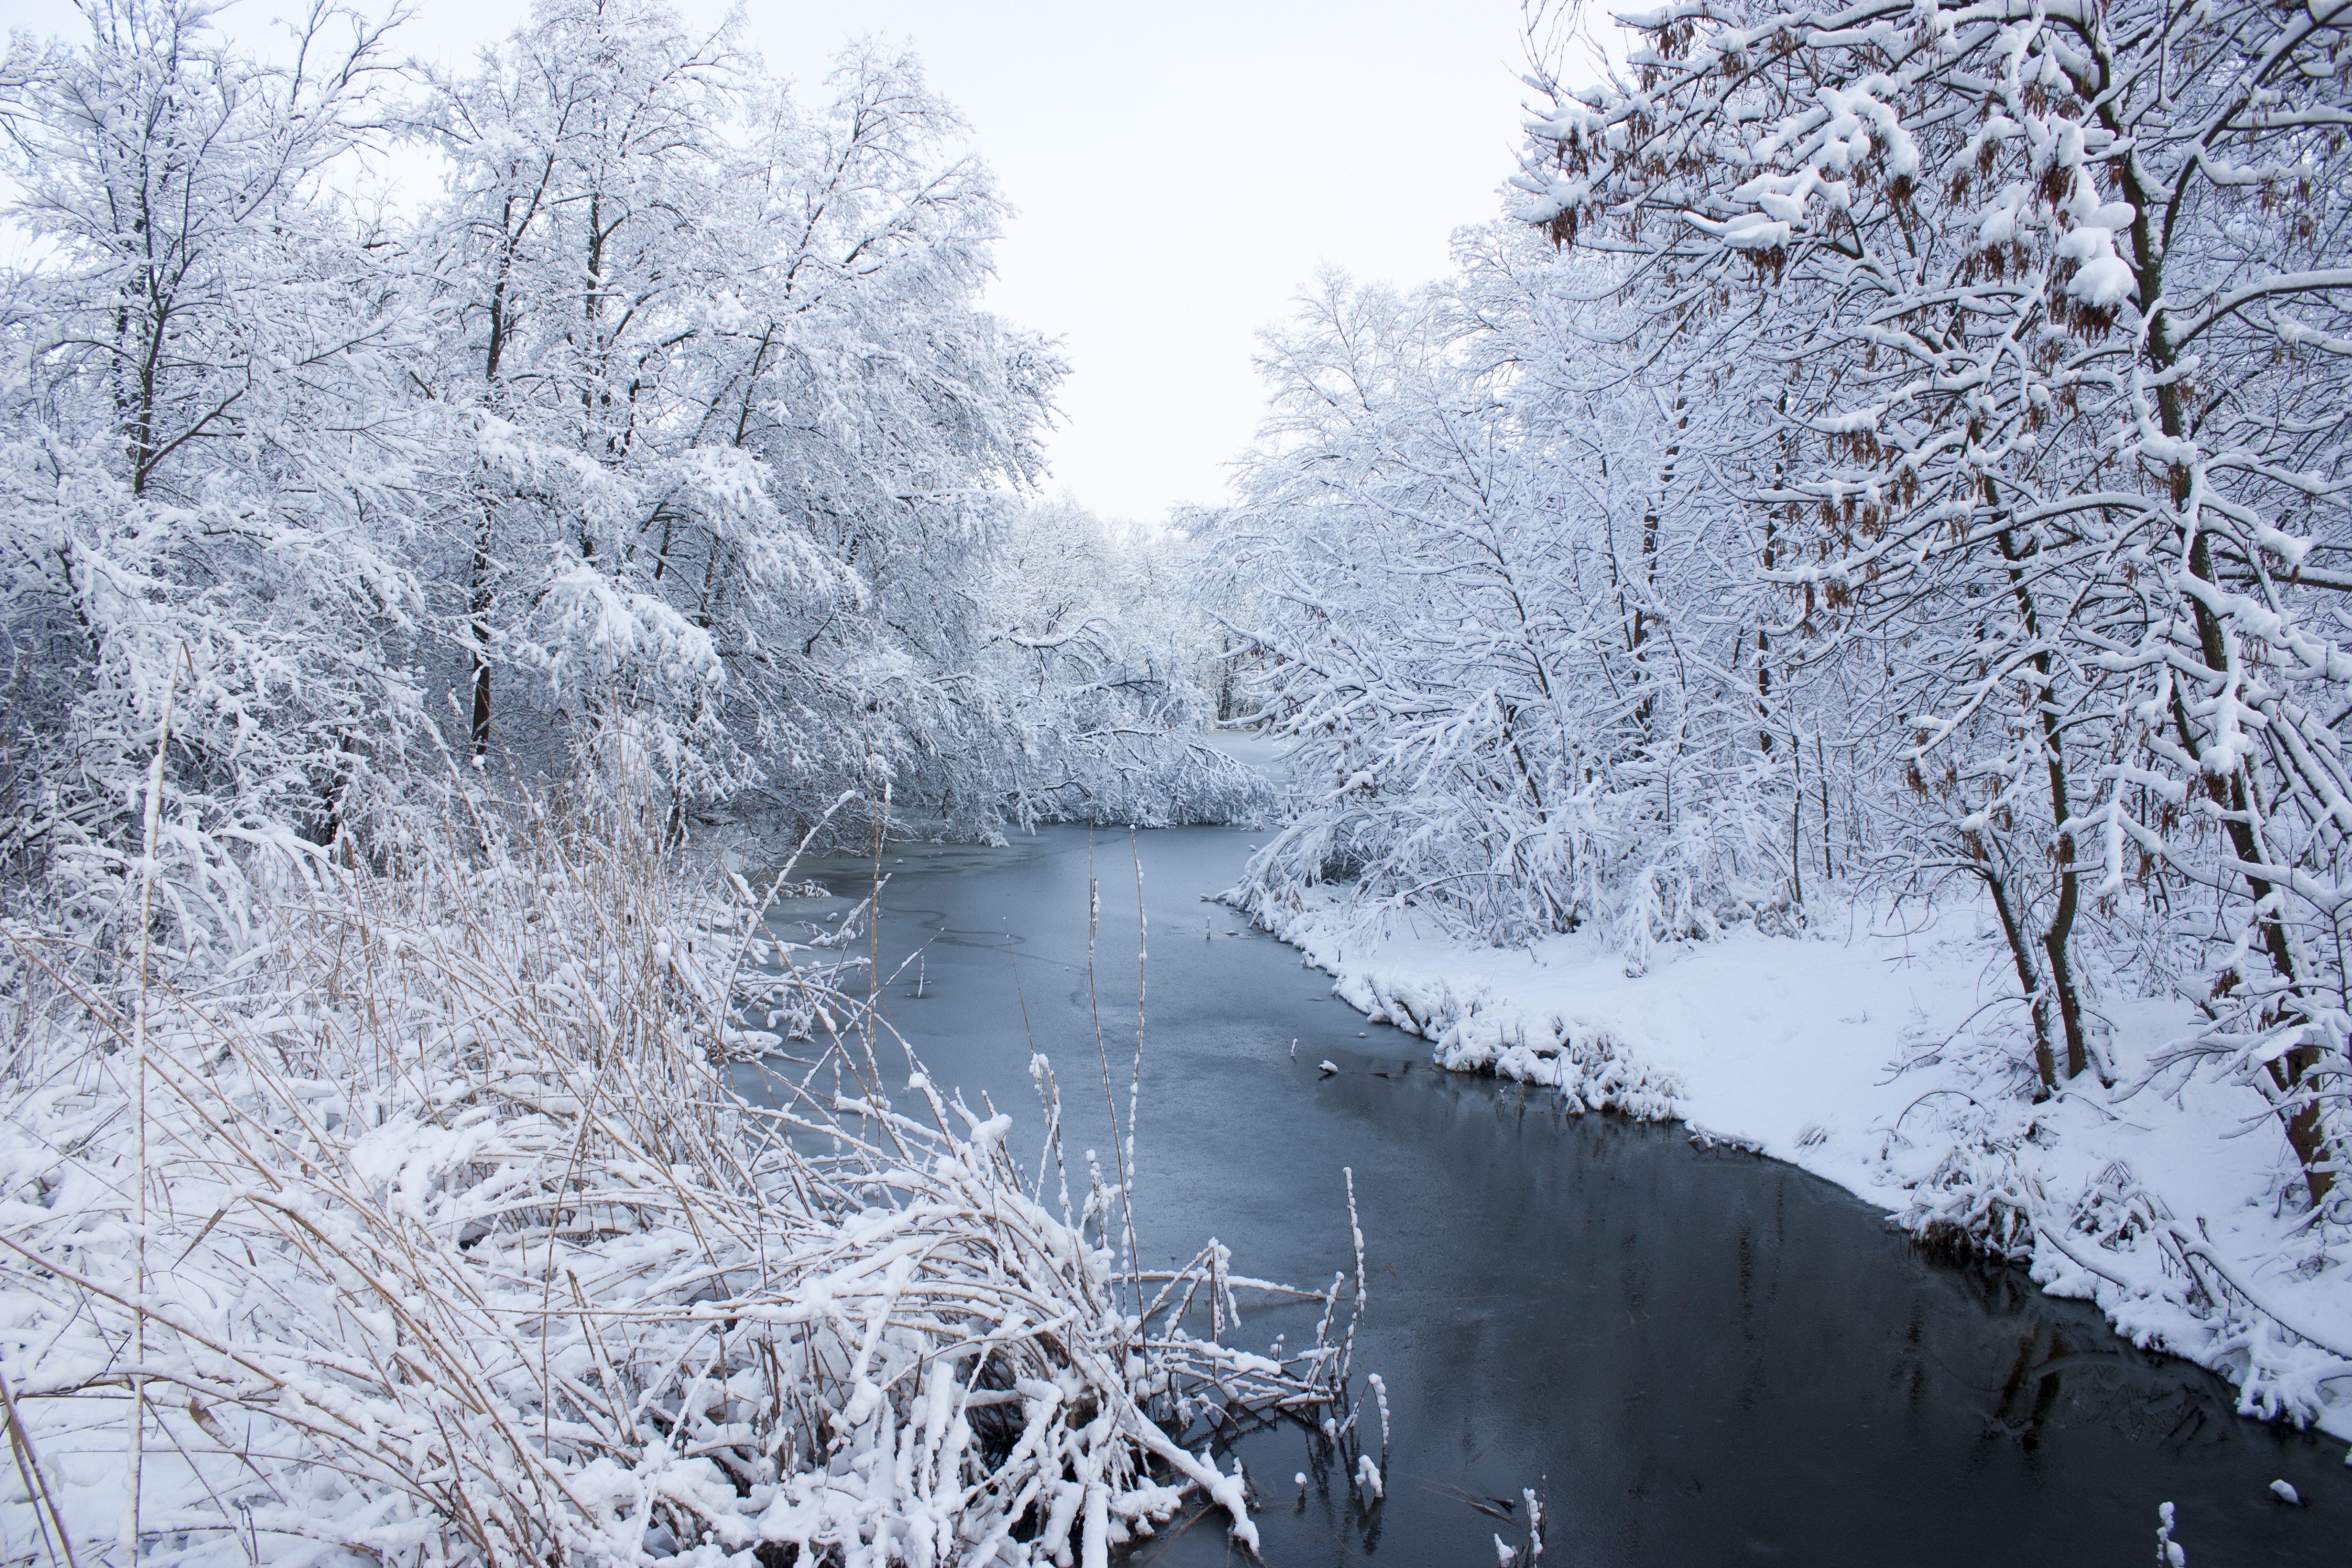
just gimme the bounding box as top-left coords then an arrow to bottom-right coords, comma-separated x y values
1976,848 -> 2059,1096
2117,141 -> 2336,1200
1990,519 -> 2090,1080
469,503 -> 494,757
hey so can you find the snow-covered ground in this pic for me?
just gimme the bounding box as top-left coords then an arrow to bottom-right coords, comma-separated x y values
1240,885 -> 2352,1445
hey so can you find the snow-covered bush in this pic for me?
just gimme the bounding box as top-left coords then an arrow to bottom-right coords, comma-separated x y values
0,781 -> 1355,1566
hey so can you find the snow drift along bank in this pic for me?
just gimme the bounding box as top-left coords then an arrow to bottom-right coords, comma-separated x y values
1235,881 -> 2352,1445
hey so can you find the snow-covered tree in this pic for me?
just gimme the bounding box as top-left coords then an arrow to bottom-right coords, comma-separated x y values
0,0 -> 1248,903
965,498 -> 1264,831
1213,262 -> 1797,959
417,0 -> 752,788
0,0 -> 431,901
1516,0 -> 2352,1191
418,4 -> 1099,834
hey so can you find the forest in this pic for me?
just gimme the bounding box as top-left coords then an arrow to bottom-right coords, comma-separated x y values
1,0 -> 2349,1561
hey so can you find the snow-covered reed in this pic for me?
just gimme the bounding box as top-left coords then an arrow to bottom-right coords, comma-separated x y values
0,786 -> 1354,1567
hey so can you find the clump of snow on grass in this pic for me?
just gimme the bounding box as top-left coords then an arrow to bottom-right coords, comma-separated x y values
1325,963 -> 1681,1119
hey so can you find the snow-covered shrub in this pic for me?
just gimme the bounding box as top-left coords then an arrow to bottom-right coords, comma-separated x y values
0,785 -> 1353,1566
2029,1160 -> 2352,1429
1876,1050 -> 2352,1429
1895,1129 -> 2042,1264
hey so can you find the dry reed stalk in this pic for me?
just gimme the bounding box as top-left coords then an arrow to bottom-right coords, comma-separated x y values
0,774 -> 1362,1567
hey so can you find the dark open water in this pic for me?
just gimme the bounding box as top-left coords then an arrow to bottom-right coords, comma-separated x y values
752,825 -> 2344,1566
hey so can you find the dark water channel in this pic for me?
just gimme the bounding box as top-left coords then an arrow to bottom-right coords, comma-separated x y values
754,825 -> 2344,1565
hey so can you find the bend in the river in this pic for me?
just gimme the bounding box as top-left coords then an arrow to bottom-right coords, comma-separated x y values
751,825 -> 2343,1565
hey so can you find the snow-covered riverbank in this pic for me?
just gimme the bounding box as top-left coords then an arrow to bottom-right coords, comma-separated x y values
1239,885 -> 2352,1446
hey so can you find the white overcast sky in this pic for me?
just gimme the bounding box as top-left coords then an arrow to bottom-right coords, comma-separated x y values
0,0 -> 1621,522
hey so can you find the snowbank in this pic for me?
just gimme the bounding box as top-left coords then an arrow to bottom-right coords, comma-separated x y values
1238,884 -> 2352,1444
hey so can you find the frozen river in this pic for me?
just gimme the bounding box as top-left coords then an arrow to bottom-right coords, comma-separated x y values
765,824 -> 2341,1565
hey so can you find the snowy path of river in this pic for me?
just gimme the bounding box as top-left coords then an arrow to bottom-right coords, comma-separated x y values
764,825 -> 2342,1565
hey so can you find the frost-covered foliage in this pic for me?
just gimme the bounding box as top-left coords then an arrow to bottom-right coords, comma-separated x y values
1208,262 -> 1805,964
1515,0 -> 2352,1200
0,782 -> 1357,1566
0,0 -> 1249,903
962,502 -> 1266,833
1217,0 -> 2352,1205
0,0 -> 434,876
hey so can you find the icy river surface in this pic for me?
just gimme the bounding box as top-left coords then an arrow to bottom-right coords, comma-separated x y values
767,825 -> 2343,1565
